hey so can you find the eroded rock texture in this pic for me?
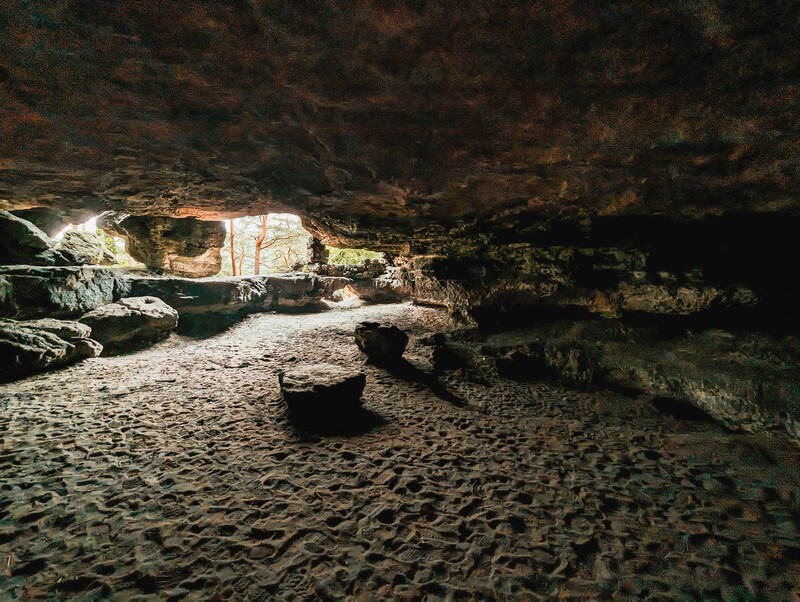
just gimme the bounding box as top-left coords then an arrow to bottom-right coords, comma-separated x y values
79,296 -> 179,354
1,2 -> 798,250
0,317 -> 101,381
400,215 -> 797,332
485,321 -> 800,441
97,213 -> 226,277
0,266 -> 130,319
54,231 -> 114,266
0,210 -> 65,266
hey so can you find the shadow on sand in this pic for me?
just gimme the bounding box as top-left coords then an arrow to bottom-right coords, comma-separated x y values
376,358 -> 467,408
286,406 -> 386,439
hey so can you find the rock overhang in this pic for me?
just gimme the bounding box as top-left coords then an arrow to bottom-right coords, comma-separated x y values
0,0 -> 798,253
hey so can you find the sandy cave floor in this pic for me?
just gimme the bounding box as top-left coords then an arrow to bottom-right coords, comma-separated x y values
1,302 -> 800,600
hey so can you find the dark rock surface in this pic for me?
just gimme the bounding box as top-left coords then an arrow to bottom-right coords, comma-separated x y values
126,273 -> 348,334
0,210 -> 67,266
0,317 -> 102,381
79,297 -> 178,354
2,2 -> 799,253
423,331 -> 492,383
399,215 -> 796,334
279,363 -> 366,418
0,266 -> 130,320
355,322 -> 409,364
483,320 -> 800,441
97,213 -> 226,277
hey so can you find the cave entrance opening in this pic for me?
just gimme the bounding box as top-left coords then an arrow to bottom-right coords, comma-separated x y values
220,213 -> 381,276
54,216 -> 141,268
221,213 -> 309,276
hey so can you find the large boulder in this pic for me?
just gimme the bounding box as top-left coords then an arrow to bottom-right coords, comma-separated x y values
1,211 -> 113,268
348,275 -> 412,304
0,210 -> 67,266
18,318 -> 93,341
279,363 -> 366,419
97,213 -> 226,278
0,266 -> 130,320
0,318 -> 102,382
354,322 -> 409,365
54,230 -> 115,266
79,296 -> 178,354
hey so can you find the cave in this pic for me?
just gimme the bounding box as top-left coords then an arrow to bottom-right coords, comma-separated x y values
1,2 -> 799,599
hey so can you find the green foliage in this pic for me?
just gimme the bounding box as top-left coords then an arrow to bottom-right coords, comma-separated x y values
96,227 -> 117,256
95,227 -> 139,267
327,247 -> 381,265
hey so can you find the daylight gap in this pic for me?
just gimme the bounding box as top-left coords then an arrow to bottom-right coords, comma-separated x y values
222,213 -> 380,276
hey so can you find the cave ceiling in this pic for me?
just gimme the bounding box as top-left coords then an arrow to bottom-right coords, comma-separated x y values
1,1 -> 798,250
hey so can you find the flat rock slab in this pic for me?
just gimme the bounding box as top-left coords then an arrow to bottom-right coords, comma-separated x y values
279,363 -> 366,417
79,296 -> 178,354
355,321 -> 409,364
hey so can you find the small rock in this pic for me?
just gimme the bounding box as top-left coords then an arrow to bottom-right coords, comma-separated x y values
73,337 -> 104,359
354,321 -> 408,364
279,363 -> 366,418
79,296 -> 178,353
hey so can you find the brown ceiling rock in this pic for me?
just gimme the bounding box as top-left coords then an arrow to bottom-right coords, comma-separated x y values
97,213 -> 226,278
0,2 -> 798,252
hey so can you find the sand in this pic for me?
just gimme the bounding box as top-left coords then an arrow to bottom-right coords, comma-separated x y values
1,302 -> 799,600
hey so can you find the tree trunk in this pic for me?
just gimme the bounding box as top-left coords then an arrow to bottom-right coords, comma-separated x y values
229,219 -> 237,276
237,235 -> 247,275
254,214 -> 269,275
